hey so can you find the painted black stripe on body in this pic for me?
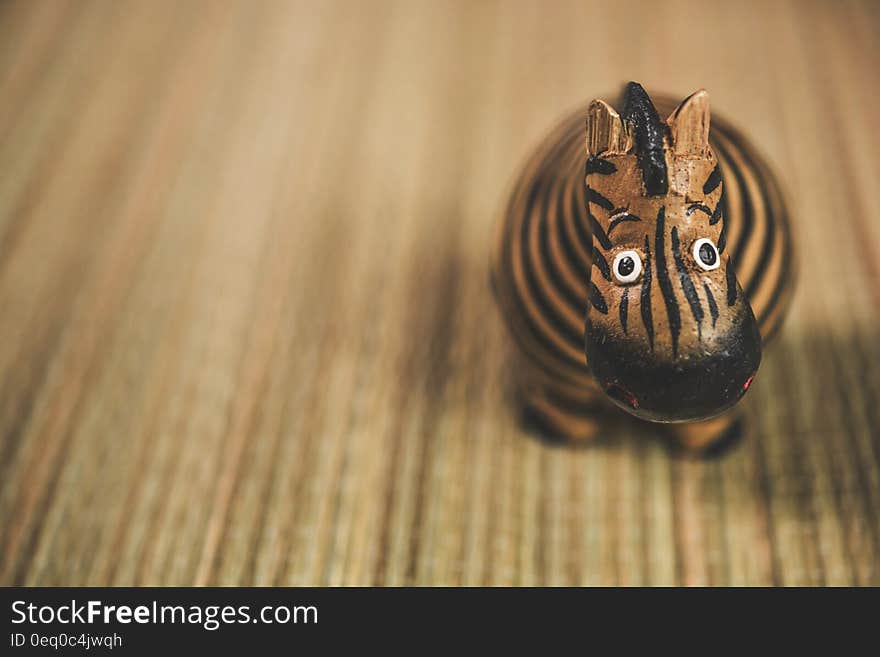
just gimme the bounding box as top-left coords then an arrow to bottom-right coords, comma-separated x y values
714,128 -> 788,328
497,241 -> 582,383
641,235 -> 654,350
553,197 -> 591,285
713,138 -> 754,272
590,282 -> 608,314
519,147 -> 586,348
561,137 -> 596,274
655,208 -> 681,357
586,156 -> 616,175
502,130 -> 587,375
703,164 -> 722,194
538,155 -> 589,311
671,226 -> 704,338
529,128 -> 594,323
620,287 -> 629,333
759,254 -> 793,342
704,282 -> 719,328
592,245 -> 610,281
714,128 -> 774,303
751,155 -> 794,337
743,147 -> 777,300
553,140 -> 593,278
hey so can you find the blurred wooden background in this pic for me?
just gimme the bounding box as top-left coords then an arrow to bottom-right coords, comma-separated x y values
1,0 -> 879,586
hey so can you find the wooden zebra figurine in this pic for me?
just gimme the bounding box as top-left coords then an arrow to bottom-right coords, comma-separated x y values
491,82 -> 795,452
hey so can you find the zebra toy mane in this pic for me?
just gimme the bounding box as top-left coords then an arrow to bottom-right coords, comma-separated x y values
621,82 -> 668,196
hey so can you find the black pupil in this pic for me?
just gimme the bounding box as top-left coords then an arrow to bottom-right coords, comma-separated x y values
699,242 -> 717,266
618,256 -> 635,277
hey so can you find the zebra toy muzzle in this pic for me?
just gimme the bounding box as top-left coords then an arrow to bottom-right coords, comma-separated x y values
491,82 -> 795,451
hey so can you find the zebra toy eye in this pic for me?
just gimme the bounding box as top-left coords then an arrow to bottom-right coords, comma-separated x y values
612,250 -> 642,284
693,238 -> 720,271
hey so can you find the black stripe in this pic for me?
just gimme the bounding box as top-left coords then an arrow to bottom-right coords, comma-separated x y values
620,287 -> 629,334
608,213 -> 641,235
704,283 -> 719,328
713,138 -> 754,272
555,146 -> 592,278
499,194 -> 581,380
753,159 -> 794,335
586,156 -> 616,175
571,169 -> 598,256
587,187 -> 614,211
744,153 -> 777,300
713,130 -> 774,303
758,244 -> 793,340
703,164 -> 722,194
531,134 -> 593,316
726,262 -> 738,306
654,207 -> 681,357
520,156 -> 584,347
554,199 -> 591,283
517,175 -> 581,355
641,235 -> 654,350
671,226 -> 704,338
567,163 -> 610,262
539,160 -> 587,311
592,245 -> 610,281
503,126 -> 587,374
590,282 -> 608,314
753,226 -> 792,330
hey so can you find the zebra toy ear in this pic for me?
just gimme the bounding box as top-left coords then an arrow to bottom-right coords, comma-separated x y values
666,89 -> 711,157
586,99 -> 633,156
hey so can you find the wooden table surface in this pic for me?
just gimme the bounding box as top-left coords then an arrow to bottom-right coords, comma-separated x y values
1,0 -> 879,586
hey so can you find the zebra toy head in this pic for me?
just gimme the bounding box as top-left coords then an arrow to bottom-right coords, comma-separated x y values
584,82 -> 761,423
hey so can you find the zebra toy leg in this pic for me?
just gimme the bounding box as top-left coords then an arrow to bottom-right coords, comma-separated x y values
519,385 -> 601,442
515,359 -> 603,441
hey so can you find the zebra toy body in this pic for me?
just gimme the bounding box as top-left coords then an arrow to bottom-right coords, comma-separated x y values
491,83 -> 796,452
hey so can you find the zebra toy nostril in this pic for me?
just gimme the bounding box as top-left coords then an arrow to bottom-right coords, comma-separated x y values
604,382 -> 639,409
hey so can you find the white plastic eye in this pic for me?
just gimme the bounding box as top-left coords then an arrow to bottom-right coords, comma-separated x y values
612,250 -> 643,284
693,238 -> 720,271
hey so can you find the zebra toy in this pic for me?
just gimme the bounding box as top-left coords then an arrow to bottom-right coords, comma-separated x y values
491,82 -> 795,452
